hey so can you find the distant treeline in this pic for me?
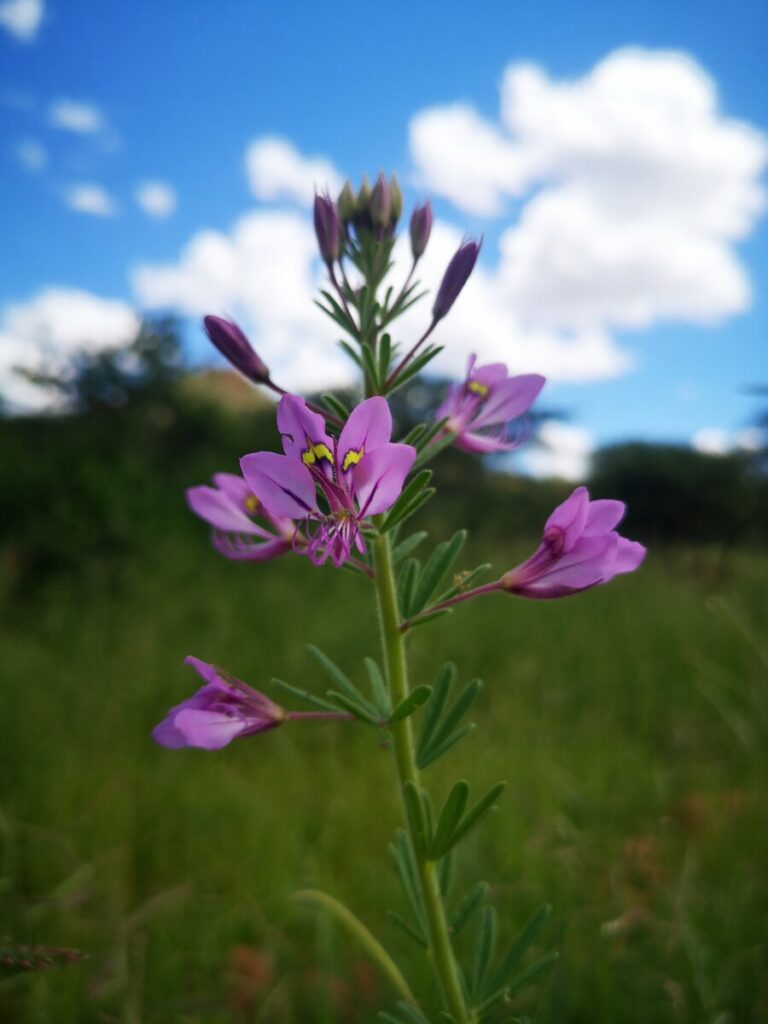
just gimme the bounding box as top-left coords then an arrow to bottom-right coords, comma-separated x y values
2,320 -> 766,596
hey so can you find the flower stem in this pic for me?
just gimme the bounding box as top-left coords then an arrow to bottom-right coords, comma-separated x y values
372,530 -> 472,1024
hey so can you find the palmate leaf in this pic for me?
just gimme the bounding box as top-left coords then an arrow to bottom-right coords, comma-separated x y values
307,644 -> 380,722
471,905 -> 498,1000
364,657 -> 391,717
0,945 -> 87,973
389,829 -> 427,942
378,1002 -> 430,1024
486,904 -> 553,996
380,470 -> 434,533
450,881 -> 489,937
391,531 -> 428,565
322,392 -> 350,421
409,531 -> 467,616
388,685 -> 432,724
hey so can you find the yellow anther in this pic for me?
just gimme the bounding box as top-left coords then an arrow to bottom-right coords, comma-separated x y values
468,380 -> 489,398
342,446 -> 365,472
245,493 -> 260,515
301,441 -> 333,466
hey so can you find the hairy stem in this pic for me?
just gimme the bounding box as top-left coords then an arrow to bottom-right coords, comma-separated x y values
373,530 -> 472,1024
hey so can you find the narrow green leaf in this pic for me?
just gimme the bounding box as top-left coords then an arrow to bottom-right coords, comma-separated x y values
410,531 -> 467,614
270,677 -> 339,713
364,657 -> 390,715
393,1001 -> 431,1024
415,417 -> 449,453
445,782 -> 507,852
471,905 -> 498,999
338,339 -> 363,369
307,645 -> 379,719
487,904 -> 552,995
428,679 -> 482,752
408,609 -> 452,631
387,911 -> 427,949
322,393 -> 350,421
438,849 -> 453,900
507,950 -> 559,997
315,298 -> 354,334
326,690 -> 380,724
414,432 -> 458,468
378,332 -> 392,383
450,881 -> 489,937
390,830 -> 426,933
386,345 -> 444,394
360,342 -> 381,391
417,723 -> 476,770
380,470 -> 432,533
429,781 -> 470,859
397,558 -> 420,619
391,531 -> 428,565
400,423 -> 427,448
403,781 -> 428,852
474,985 -> 510,1020
416,663 -> 456,755
384,488 -> 436,533
388,685 -> 432,724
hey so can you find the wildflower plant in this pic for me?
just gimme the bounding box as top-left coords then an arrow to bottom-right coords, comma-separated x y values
155,174 -> 646,1023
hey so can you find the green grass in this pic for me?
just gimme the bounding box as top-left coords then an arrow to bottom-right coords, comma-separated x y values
2,534 -> 767,1023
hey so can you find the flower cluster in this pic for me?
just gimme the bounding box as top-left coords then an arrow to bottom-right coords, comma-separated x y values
155,171 -> 648,1023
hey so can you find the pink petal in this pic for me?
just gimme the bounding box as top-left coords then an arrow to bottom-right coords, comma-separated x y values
276,394 -> 334,467
354,443 -> 416,516
611,538 -> 646,576
337,397 -> 392,474
471,374 -> 545,428
170,709 -> 249,750
240,451 -> 315,520
583,499 -> 625,535
545,487 -> 590,548
186,486 -> 260,534
456,430 -> 516,454
212,472 -> 251,509
527,534 -> 617,593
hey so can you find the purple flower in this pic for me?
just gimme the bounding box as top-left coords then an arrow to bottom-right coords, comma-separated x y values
432,238 -> 481,320
313,192 -> 341,265
153,657 -> 286,750
186,472 -> 295,561
409,201 -> 433,260
436,354 -> 545,454
501,486 -> 646,598
241,395 -> 416,568
203,316 -> 270,384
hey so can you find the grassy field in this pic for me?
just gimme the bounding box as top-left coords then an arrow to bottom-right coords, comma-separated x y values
2,527 -> 767,1023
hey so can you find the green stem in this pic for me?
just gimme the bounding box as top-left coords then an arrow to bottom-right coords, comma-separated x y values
293,889 -> 418,1007
373,531 -> 472,1024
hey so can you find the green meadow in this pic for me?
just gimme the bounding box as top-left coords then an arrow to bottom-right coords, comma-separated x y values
3,521 -> 767,1022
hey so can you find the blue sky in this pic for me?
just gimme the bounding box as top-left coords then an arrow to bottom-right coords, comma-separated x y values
1,0 -> 767,475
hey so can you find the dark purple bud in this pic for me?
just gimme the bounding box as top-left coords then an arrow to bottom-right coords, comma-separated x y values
370,172 -> 392,229
432,238 -> 482,320
409,201 -> 433,260
203,315 -> 270,384
313,192 -> 341,265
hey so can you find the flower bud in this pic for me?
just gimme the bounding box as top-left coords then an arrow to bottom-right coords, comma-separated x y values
203,315 -> 270,384
409,201 -> 433,260
337,180 -> 356,224
370,172 -> 392,229
356,174 -> 372,217
313,192 -> 341,265
389,173 -> 403,225
432,238 -> 482,320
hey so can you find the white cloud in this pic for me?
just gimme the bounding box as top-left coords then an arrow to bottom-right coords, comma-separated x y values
523,421 -> 595,481
49,98 -> 106,134
0,288 -> 139,412
64,183 -> 118,217
132,208 -> 353,393
692,426 -> 764,455
135,180 -> 177,219
14,138 -> 47,171
0,0 -> 43,41
410,48 -> 767,357
245,137 -> 343,206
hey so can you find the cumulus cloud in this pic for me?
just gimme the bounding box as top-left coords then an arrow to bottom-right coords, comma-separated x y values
692,426 -> 764,455
64,183 -> 118,217
49,98 -> 106,134
132,208 -> 353,393
0,0 -> 43,41
410,48 -> 767,359
14,138 -> 47,171
522,421 -> 595,481
245,136 -> 343,206
0,288 -> 139,412
135,180 -> 177,218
